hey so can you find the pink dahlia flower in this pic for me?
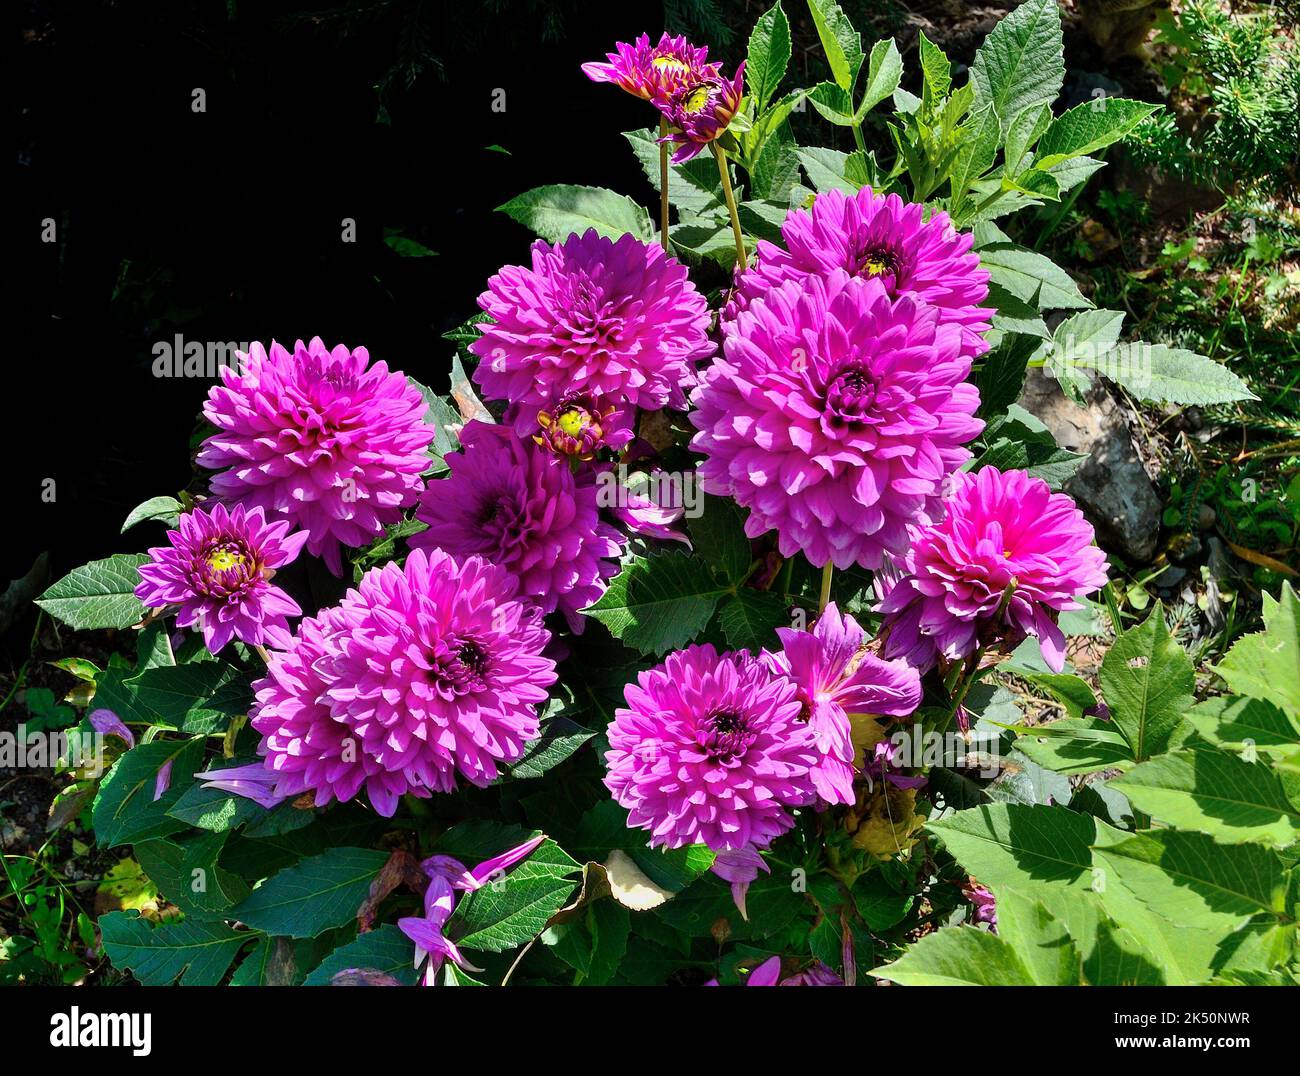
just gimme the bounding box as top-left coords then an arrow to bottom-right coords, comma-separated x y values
411,421 -> 624,633
582,32 -> 720,106
727,187 -> 993,360
658,64 -> 745,163
691,270 -> 984,569
604,644 -> 819,852
763,603 -> 920,805
135,502 -> 307,653
249,547 -> 557,816
198,338 -> 435,575
879,467 -> 1109,673
470,231 -> 713,435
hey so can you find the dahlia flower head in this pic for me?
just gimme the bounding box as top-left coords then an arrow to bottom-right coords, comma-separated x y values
879,466 -> 1109,673
410,421 -> 624,633
135,502 -> 307,653
581,32 -> 720,106
470,230 -> 714,438
763,603 -> 921,805
249,547 -> 557,816
727,187 -> 993,361
198,337 -> 434,575
534,391 -> 633,461
604,644 -> 819,852
658,63 -> 746,163
691,269 -> 984,570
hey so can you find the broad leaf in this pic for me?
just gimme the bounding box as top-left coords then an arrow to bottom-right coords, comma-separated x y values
1099,604 -> 1195,762
1035,99 -> 1162,168
747,2 -> 791,114
99,911 -> 251,986
121,495 -> 182,533
231,847 -> 390,939
969,0 -> 1064,133
447,838 -> 580,953
584,550 -> 729,656
872,925 -> 1037,985
36,554 -> 149,631
1213,583 -> 1300,719
806,0 -> 863,93
302,924 -> 420,986
497,184 -> 653,243
92,736 -> 206,847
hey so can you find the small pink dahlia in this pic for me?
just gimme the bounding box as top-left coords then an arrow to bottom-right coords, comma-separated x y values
763,603 -> 921,805
470,231 -> 713,436
879,467 -> 1110,673
250,547 -> 557,816
410,421 -> 624,633
691,270 -> 984,570
604,644 -> 819,852
728,187 -> 993,360
135,503 -> 307,653
581,32 -> 719,106
198,337 -> 435,575
658,64 -> 746,163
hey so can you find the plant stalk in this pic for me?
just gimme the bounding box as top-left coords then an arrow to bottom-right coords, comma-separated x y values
658,116 -> 671,252
711,142 -> 746,267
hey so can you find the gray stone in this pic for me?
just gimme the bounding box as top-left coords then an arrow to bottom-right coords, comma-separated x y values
1017,369 -> 1163,562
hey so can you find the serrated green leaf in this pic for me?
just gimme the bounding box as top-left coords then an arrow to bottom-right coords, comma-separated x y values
747,2 -> 791,114
855,37 -> 903,120
1186,695 -> 1300,757
1100,605 -> 1196,762
121,496 -> 182,533
969,0 -> 1064,133
584,550 -> 728,656
717,589 -> 789,652
978,235 -> 1092,310
302,924 -> 420,986
927,802 -> 1099,890
1035,99 -> 1162,168
92,737 -> 206,848
231,848 -> 390,939
99,910 -> 251,986
1213,582 -> 1300,719
133,830 -> 250,917
447,839 -> 579,953
807,0 -> 863,93
36,554 -> 149,631
624,129 -> 725,215
872,925 -> 1038,985
497,184 -> 653,244
1067,342 -> 1257,406
507,715 -> 595,779
128,662 -> 252,735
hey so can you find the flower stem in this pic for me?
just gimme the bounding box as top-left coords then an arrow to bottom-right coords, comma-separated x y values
711,142 -> 746,267
818,562 -> 834,616
658,117 -> 671,252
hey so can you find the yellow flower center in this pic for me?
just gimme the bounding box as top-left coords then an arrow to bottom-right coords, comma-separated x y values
207,549 -> 245,571
863,257 -> 890,276
557,408 -> 588,437
682,85 -> 711,113
652,55 -> 688,74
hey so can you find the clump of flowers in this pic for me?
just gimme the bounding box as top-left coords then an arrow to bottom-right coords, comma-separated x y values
691,270 -> 984,569
249,547 -> 557,816
469,231 -> 713,437
879,466 -> 1109,672
728,187 -> 993,359
411,421 -> 624,632
603,643 -> 818,853
763,603 -> 921,805
198,338 -> 434,575
658,64 -> 746,163
581,32 -> 719,106
135,503 -> 308,653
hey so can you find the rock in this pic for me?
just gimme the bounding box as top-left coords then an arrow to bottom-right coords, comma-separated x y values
1017,369 -> 1163,562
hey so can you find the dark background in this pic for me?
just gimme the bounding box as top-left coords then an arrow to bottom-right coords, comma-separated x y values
13,0 -> 689,582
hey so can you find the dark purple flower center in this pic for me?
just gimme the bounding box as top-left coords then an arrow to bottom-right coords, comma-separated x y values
851,244 -> 903,289
430,637 -> 489,696
700,708 -> 756,760
824,364 -> 877,426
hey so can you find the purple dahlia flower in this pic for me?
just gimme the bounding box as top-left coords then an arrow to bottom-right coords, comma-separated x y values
198,338 -> 434,575
963,880 -> 998,931
582,32 -> 720,106
658,64 -> 746,163
879,467 -> 1109,673
603,644 -> 819,852
410,421 -> 624,633
534,392 -> 632,461
250,547 -> 557,816
135,502 -> 308,653
690,270 -> 984,570
470,231 -> 713,436
727,187 -> 993,360
763,603 -> 920,805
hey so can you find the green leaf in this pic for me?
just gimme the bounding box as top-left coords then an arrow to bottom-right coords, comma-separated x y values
1100,605 -> 1196,762
507,714 -> 595,780
1112,745 -> 1300,847
855,37 -> 903,119
948,106 -> 1001,218
797,147 -> 861,193
497,184 -> 653,243
36,554 -> 149,631
969,0 -> 1064,132
717,589 -> 788,652
121,496 -> 182,533
1213,582 -> 1300,719
302,924 -> 420,986
166,778 -> 263,833
872,925 -> 1038,985
1013,716 -> 1137,775
928,802 -> 1100,891
92,737 -> 206,848
448,838 -> 579,953
128,662 -> 252,735
1034,99 -> 1162,168
747,2 -> 791,114
584,550 -> 729,656
685,495 -> 752,585
992,888 -> 1083,984
231,848 -> 390,939
806,80 -> 855,125
133,830 -> 250,917
806,0 -> 863,93
977,228 -> 1092,310
1003,101 -> 1053,176
1186,695 -> 1300,757
1065,341 -> 1257,406
99,910 -> 251,986
1043,307 -> 1125,398
917,32 -> 952,110
624,129 -> 724,215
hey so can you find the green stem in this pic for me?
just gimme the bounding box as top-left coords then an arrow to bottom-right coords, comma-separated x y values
711,142 -> 746,267
658,117 -> 671,253
818,562 -> 834,616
